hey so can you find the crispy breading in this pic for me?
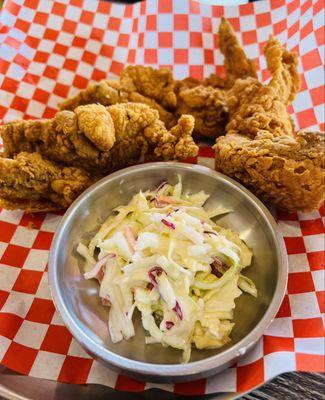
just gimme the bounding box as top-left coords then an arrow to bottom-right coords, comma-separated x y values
215,37 -> 324,212
1,104 -> 116,171
177,18 -> 257,91
120,65 -> 177,109
204,17 -> 257,89
103,103 -> 197,169
1,103 -> 198,176
0,102 -> 198,212
175,84 -> 228,138
225,37 -> 299,139
215,132 -> 325,212
59,68 -> 177,129
100,102 -> 197,167
59,79 -> 126,110
173,17 -> 257,138
265,37 -> 300,104
58,18 -> 257,139
0,102 -> 198,211
127,91 -> 177,129
0,152 -> 93,212
74,104 -> 115,151
3,17 -> 322,215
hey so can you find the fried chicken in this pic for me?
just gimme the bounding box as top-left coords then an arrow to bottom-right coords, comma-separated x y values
58,18 -> 257,139
174,17 -> 257,138
120,65 -> 177,109
215,132 -> 325,212
2,17 -> 322,214
59,67 -> 178,129
175,84 -> 227,138
1,103 -> 198,175
1,104 -> 116,172
215,37 -> 324,212
0,152 -> 93,212
205,17 -> 257,89
100,103 -> 197,171
225,37 -> 300,138
0,102 -> 198,211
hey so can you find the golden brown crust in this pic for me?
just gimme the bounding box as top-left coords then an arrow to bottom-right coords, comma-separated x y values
213,17 -> 257,88
152,115 -> 198,160
1,104 -> 116,172
175,84 -> 228,138
215,132 -> 325,212
120,65 -> 177,109
59,68 -> 177,129
57,18 -> 257,140
173,18 -> 257,138
0,101 -> 198,211
1,102 -> 197,177
105,103 -> 198,169
265,37 -> 300,104
74,104 -> 115,151
59,79 -> 125,110
3,17 -> 321,215
215,35 -> 324,212
0,152 -> 93,211
225,37 -> 300,139
128,91 -> 177,129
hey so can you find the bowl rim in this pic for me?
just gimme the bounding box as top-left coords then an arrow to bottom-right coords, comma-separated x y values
48,161 -> 288,377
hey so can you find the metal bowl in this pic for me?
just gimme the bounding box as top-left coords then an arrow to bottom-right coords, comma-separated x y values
48,162 -> 288,383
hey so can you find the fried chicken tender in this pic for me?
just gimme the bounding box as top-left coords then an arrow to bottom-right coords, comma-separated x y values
0,102 -> 198,211
215,38 -> 324,212
120,65 -> 177,109
1,104 -> 115,172
59,18 -> 257,139
127,91 -> 177,129
59,67 -> 177,129
205,17 -> 257,89
225,37 -> 300,139
1,103 -> 197,173
58,79 -> 125,110
0,152 -> 93,212
174,17 -> 257,138
101,103 -> 197,171
175,84 -> 227,138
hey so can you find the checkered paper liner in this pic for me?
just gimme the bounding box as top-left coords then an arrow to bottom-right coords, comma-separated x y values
0,0 -> 324,395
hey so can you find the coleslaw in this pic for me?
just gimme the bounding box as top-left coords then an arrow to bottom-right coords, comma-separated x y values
77,177 -> 257,362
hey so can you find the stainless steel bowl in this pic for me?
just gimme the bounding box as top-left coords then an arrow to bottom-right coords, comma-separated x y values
48,162 -> 288,383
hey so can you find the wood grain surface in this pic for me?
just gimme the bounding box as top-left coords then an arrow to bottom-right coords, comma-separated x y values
242,372 -> 324,400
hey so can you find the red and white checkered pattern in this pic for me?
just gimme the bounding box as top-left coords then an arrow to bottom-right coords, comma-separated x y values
0,0 -> 324,395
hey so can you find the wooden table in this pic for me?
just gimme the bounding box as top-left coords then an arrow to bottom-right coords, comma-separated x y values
242,372 -> 324,400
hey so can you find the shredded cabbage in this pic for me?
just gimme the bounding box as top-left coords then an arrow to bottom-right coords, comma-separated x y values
77,177 -> 256,363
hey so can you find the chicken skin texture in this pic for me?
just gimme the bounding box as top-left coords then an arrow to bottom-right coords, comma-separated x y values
1,17 -> 323,213
0,152 -> 93,212
225,37 -> 300,139
215,132 -> 325,212
175,84 -> 228,138
215,37 -> 324,212
1,103 -> 198,174
0,103 -> 198,211
58,18 -> 257,139
174,17 -> 257,138
101,103 -> 197,171
59,68 -> 178,129
1,104 -> 115,172
204,17 -> 257,89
